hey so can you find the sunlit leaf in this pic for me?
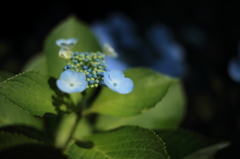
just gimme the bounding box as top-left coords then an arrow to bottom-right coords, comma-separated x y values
0,71 -> 74,116
69,126 -> 169,159
0,71 -> 43,129
96,81 -> 186,130
86,67 -> 175,117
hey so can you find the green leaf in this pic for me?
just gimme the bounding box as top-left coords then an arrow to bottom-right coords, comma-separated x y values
69,126 -> 169,159
0,70 -> 43,129
21,53 -> 48,73
96,81 -> 186,130
0,97 -> 43,129
86,67 -> 175,117
0,71 -> 74,116
155,129 -> 230,159
0,70 -> 13,83
44,15 -> 101,79
0,131 -> 42,151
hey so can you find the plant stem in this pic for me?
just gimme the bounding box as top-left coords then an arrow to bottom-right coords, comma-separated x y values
62,90 -> 87,150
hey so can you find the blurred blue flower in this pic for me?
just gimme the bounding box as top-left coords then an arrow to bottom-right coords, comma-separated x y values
147,24 -> 187,77
91,12 -> 187,78
228,58 -> 240,82
151,59 -> 186,78
228,42 -> 240,82
57,70 -> 88,93
104,70 -> 134,94
91,12 -> 149,71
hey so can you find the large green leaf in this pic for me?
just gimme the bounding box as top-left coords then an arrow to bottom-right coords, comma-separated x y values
0,97 -> 43,129
155,129 -> 230,159
69,126 -> 169,159
44,15 -> 101,79
96,81 -> 186,130
0,70 -> 43,129
0,71 -> 74,116
85,68 -> 175,117
21,53 -> 48,73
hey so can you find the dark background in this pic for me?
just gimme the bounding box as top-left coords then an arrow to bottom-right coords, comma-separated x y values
0,0 -> 240,158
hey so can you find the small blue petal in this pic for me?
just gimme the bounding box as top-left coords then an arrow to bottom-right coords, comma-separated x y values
116,78 -> 134,94
104,70 -> 134,94
57,70 -> 87,93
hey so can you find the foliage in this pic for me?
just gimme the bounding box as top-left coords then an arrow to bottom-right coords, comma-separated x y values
0,15 -> 229,158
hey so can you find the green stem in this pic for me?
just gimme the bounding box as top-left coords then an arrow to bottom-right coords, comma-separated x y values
62,90 -> 87,150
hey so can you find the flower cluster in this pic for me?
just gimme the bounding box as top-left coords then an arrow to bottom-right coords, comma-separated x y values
56,38 -> 134,94
63,51 -> 107,88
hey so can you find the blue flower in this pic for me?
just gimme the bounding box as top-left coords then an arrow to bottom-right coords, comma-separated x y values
104,70 -> 134,94
57,70 -> 88,93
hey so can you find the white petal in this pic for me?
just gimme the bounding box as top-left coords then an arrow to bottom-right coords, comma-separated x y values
116,78 -> 134,94
109,70 -> 125,83
58,48 -> 73,59
57,79 -> 74,93
60,70 -> 77,84
104,71 -> 118,92
74,72 -> 87,85
56,38 -> 78,49
103,71 -> 112,84
71,81 -> 88,93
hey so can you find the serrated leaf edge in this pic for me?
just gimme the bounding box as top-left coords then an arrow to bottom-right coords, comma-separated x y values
0,70 -> 53,117
68,125 -> 170,159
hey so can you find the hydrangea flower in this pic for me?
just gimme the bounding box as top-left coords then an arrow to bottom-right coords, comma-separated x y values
56,38 -> 78,59
57,70 -> 88,93
104,70 -> 134,94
